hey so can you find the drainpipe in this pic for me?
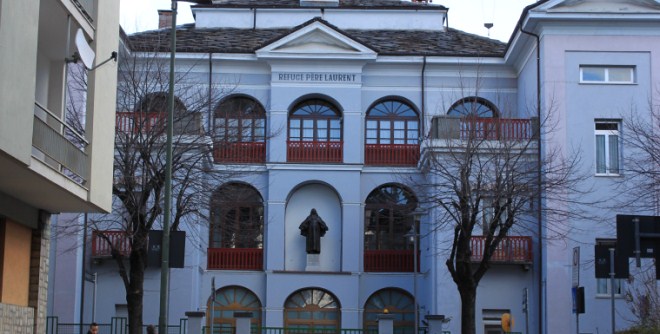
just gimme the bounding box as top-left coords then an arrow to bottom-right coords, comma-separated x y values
421,56 -> 427,137
519,24 -> 543,334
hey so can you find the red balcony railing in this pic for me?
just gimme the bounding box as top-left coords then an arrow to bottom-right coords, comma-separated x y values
91,230 -> 131,257
207,248 -> 263,270
470,236 -> 532,264
287,140 -> 343,163
364,250 -> 419,272
214,141 -> 266,164
116,112 -> 165,134
365,144 -> 420,166
459,118 -> 533,140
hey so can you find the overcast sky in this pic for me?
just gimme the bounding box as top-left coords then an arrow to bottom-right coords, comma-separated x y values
119,0 -> 537,43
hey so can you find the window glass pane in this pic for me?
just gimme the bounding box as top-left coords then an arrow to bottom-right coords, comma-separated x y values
582,67 -> 606,82
609,135 -> 619,173
303,128 -> 314,140
367,120 -> 378,130
596,135 -> 606,173
330,129 -> 341,140
290,128 -> 300,140
408,121 -> 418,130
318,128 -> 328,141
394,121 -> 405,130
366,129 -> 377,140
407,130 -> 418,142
609,68 -> 632,82
380,129 -> 391,144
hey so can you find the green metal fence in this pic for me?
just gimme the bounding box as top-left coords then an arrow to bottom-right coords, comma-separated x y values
46,317 -> 186,334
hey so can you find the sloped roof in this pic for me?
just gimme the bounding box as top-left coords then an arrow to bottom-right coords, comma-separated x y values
128,20 -> 505,57
194,0 -> 447,10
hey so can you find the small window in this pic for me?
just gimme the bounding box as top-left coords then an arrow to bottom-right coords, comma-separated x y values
580,66 -> 635,84
597,278 -> 624,296
595,121 -> 620,176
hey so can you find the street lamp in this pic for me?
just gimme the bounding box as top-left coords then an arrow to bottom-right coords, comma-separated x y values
404,220 -> 420,334
159,1 -> 211,333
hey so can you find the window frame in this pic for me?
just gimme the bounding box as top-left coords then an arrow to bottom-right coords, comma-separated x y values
288,99 -> 342,142
580,66 -> 635,84
365,99 -> 420,145
596,278 -> 625,297
595,120 -> 621,176
213,96 -> 266,143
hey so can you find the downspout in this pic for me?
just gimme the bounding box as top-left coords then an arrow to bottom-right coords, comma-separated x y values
421,56 -> 427,138
519,25 -> 543,334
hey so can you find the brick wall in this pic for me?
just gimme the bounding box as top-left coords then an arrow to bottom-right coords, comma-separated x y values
0,303 -> 35,334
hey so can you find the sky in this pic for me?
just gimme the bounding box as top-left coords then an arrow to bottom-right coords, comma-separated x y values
119,0 -> 537,43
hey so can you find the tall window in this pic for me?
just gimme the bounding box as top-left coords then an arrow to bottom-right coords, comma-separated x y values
214,96 -> 265,143
597,278 -> 624,296
207,286 -> 262,330
210,183 -> 264,249
595,121 -> 620,175
364,289 -> 415,334
365,184 -> 418,251
366,99 -> 419,145
289,99 -> 341,142
284,288 -> 340,331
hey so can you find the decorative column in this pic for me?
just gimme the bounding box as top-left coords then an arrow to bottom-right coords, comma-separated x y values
377,313 -> 395,334
425,315 -> 447,334
234,311 -> 253,334
185,311 -> 205,334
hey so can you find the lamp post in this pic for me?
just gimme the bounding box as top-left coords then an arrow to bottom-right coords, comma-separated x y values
159,1 -> 210,333
405,222 -> 419,334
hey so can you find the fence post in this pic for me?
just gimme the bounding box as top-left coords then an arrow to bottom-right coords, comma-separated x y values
46,316 -> 57,334
377,314 -> 395,334
234,312 -> 253,334
111,317 -> 127,334
425,315 -> 447,334
186,311 -> 205,334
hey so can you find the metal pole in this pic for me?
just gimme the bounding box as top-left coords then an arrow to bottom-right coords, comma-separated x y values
159,1 -> 176,333
609,248 -> 615,334
80,213 -> 88,334
92,273 -> 97,322
413,233 -> 418,334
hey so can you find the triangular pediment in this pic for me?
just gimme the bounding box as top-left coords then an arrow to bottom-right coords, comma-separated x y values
538,0 -> 660,13
256,20 -> 377,60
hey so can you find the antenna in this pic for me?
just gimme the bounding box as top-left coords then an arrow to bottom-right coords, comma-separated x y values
67,28 -> 117,71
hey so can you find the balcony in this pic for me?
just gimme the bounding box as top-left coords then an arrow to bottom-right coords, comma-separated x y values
365,144 -> 419,166
364,250 -> 419,272
470,236 -> 532,264
214,142 -> 266,164
287,141 -> 343,163
207,248 -> 263,270
432,116 -> 536,141
115,112 -> 203,135
91,230 -> 131,257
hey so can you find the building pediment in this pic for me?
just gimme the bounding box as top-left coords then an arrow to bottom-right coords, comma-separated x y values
256,20 -> 377,60
539,0 -> 660,13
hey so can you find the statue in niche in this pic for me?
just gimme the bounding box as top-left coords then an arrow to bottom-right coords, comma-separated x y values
299,209 -> 329,254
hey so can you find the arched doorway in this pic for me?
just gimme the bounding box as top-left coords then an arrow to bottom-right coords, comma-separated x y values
364,288 -> 415,334
284,288 -> 340,332
206,286 -> 262,331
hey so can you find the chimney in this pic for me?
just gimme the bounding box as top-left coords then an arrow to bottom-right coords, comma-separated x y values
158,10 -> 173,29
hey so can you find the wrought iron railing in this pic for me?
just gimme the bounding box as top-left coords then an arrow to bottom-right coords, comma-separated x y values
364,144 -> 419,166
470,236 -> 533,264
91,230 -> 131,257
207,248 -> 263,270
287,141 -> 342,163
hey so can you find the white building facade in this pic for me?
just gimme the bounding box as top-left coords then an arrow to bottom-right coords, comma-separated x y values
48,1 -> 660,334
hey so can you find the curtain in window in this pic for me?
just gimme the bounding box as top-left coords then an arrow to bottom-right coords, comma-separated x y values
609,134 -> 619,173
596,134 -> 606,173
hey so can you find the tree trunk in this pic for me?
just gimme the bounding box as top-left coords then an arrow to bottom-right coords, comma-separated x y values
126,232 -> 148,334
458,284 -> 477,334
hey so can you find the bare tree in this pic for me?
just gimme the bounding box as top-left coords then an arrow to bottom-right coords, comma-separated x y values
624,261 -> 660,332
88,42 -> 246,333
617,92 -> 660,214
419,92 -> 591,334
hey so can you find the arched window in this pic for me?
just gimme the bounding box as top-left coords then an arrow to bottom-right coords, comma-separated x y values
116,92 -> 187,134
213,96 -> 266,163
365,184 -> 418,251
207,286 -> 262,330
284,288 -> 340,331
210,183 -> 263,248
288,99 -> 342,162
366,99 -> 419,145
447,97 -> 498,118
364,289 -> 415,334
289,99 -> 341,142
365,99 -> 419,166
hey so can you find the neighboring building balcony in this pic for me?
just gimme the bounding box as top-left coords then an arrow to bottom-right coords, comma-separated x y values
213,141 -> 266,164
115,111 -> 203,136
91,230 -> 131,258
287,140 -> 343,163
207,248 -> 263,270
365,144 -> 420,166
470,236 -> 533,265
431,116 -> 536,141
364,250 -> 419,272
